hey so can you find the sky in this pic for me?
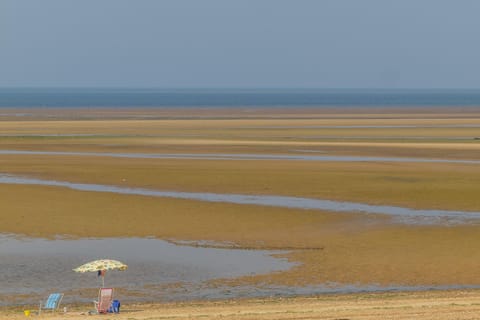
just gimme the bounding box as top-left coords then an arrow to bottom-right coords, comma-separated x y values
1,0 -> 480,89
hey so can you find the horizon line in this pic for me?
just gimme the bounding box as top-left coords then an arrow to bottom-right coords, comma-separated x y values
2,87 -> 480,91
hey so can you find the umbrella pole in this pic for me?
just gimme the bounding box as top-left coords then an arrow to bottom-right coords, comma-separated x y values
102,275 -> 105,288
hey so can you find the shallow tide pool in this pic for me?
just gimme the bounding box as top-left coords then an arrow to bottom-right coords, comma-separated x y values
2,234 -> 480,306
0,235 -> 292,306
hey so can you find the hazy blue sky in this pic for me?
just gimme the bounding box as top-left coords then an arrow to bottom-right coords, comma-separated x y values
1,0 -> 480,88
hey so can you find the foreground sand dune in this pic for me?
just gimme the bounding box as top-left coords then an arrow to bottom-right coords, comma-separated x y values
3,290 -> 480,319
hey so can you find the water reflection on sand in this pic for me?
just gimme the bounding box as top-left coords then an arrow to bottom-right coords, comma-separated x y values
0,235 -> 292,306
2,232 -> 479,306
1,149 -> 480,164
1,174 -> 480,225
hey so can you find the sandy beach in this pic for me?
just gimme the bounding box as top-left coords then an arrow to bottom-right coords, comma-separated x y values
2,107 -> 480,317
3,290 -> 480,319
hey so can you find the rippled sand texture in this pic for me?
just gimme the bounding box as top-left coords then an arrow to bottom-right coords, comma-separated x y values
2,107 -> 480,292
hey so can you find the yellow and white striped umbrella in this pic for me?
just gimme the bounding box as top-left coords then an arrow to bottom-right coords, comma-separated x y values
73,259 -> 128,273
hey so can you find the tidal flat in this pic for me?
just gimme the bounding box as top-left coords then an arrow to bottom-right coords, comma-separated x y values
2,107 -> 480,310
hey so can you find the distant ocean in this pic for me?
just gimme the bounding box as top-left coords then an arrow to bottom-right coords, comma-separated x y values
2,88 -> 480,108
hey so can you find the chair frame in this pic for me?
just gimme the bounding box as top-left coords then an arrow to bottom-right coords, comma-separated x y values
93,288 -> 114,314
39,293 -> 64,314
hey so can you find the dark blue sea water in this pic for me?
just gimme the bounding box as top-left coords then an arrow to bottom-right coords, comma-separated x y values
2,88 -> 480,108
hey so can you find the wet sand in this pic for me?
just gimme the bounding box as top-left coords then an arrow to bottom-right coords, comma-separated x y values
1,155 -> 480,211
2,107 -> 480,313
2,174 -> 480,224
4,149 -> 480,164
0,235 -> 293,306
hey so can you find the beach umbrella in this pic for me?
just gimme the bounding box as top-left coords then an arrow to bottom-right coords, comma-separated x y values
73,259 -> 128,287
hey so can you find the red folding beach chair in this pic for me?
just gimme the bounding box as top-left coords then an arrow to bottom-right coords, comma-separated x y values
93,288 -> 114,314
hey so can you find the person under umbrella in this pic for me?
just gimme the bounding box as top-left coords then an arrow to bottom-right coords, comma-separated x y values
73,259 -> 128,287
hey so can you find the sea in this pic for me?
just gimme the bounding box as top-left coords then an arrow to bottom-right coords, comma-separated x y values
2,88 -> 480,108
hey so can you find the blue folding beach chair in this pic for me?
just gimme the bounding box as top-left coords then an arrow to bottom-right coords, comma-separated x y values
39,293 -> 63,313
